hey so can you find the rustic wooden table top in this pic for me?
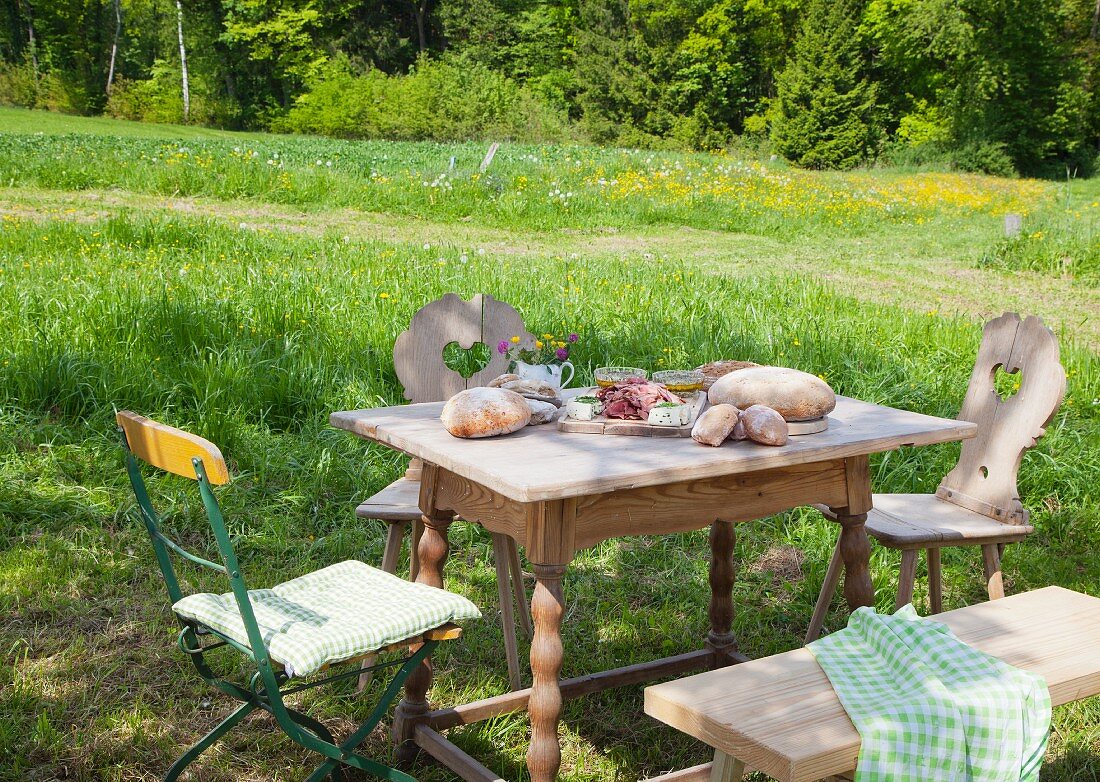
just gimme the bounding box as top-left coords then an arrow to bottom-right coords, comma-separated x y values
330,396 -> 976,503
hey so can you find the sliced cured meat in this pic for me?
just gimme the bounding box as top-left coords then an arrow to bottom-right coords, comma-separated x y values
595,378 -> 684,420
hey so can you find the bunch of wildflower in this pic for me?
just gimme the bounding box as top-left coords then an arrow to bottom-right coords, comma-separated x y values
497,332 -> 579,365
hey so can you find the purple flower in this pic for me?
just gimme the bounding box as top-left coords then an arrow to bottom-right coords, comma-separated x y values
497,340 -> 509,355
555,347 -> 569,361
567,333 -> 579,343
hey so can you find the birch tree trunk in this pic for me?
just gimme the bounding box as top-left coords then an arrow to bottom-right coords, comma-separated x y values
1091,0 -> 1099,41
106,0 -> 122,95
176,0 -> 190,121
415,0 -> 428,54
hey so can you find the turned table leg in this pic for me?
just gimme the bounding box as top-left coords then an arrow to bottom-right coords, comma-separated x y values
835,511 -> 874,610
392,509 -> 452,765
707,520 -> 738,659
527,563 -> 566,782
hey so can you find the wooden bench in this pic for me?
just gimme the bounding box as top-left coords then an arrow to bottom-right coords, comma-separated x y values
645,587 -> 1100,782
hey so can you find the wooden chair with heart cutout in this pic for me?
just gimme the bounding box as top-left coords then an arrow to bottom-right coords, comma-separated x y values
806,312 -> 1067,642
356,293 -> 535,690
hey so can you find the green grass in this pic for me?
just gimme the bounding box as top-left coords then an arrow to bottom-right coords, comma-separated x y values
1,109 -> 1099,781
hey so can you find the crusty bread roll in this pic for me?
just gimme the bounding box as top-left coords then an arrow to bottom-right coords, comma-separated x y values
691,404 -> 740,447
441,387 -> 531,438
708,366 -> 835,421
488,373 -> 521,388
525,398 -> 559,425
740,404 -> 788,446
501,379 -> 563,407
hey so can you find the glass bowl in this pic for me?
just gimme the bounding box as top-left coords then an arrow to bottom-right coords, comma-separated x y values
594,366 -> 648,388
652,369 -> 705,394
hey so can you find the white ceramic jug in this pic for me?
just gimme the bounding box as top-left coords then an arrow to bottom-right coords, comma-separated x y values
514,360 -> 574,389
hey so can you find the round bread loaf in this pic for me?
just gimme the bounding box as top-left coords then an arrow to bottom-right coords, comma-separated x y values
441,387 -> 531,438
691,404 -> 740,447
696,360 -> 759,390
707,366 -> 835,421
740,404 -> 789,446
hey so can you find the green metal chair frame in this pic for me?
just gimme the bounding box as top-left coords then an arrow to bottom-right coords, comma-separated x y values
119,414 -> 443,782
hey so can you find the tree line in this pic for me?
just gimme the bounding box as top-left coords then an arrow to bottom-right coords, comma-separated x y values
1,0 -> 1098,176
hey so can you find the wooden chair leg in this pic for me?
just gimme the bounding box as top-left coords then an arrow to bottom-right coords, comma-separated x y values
491,533 -> 523,690
710,750 -> 746,782
506,537 -> 533,639
806,543 -> 843,644
380,520 -> 408,575
982,543 -> 1005,600
927,548 -> 943,614
896,549 -> 918,611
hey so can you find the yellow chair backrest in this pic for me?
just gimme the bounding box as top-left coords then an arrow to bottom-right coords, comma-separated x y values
116,411 -> 230,485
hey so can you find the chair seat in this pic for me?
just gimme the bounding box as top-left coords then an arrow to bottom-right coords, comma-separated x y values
355,477 -> 422,522
866,493 -> 1034,549
173,560 -> 481,678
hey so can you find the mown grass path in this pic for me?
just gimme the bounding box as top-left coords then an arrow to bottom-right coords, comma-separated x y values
1,110 -> 1097,781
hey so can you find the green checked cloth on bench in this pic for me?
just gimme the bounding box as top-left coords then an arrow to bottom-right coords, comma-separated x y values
808,604 -> 1051,782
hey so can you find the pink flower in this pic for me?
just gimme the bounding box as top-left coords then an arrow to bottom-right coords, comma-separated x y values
497,340 -> 509,354
567,333 -> 579,343
555,347 -> 569,361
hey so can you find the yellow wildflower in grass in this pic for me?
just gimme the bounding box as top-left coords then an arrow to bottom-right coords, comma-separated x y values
510,335 -> 521,344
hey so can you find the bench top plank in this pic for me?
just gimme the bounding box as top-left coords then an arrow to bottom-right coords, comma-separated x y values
645,587 -> 1100,782
331,396 -> 974,503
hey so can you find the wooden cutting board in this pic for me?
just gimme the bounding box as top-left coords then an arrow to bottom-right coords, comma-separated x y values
557,389 -> 707,437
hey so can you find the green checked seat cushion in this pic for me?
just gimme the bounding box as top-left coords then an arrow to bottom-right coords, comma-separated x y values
172,560 -> 481,678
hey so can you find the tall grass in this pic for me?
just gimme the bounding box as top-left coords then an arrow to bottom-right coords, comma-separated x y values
0,131 -> 1054,237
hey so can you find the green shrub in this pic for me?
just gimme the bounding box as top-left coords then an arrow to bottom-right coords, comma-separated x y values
106,60 -> 238,127
895,101 -> 951,147
952,141 -> 1018,178
274,55 -> 571,143
881,139 -> 1018,177
0,59 -> 87,114
743,114 -> 768,138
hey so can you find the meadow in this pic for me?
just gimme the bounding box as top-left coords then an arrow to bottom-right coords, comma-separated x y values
1,108 -> 1098,781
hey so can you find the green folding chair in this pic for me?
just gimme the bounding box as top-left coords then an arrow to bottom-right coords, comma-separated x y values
117,411 -> 481,782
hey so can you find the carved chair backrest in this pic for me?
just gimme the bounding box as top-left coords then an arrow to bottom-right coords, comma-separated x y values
392,293 -> 531,404
936,313 -> 1066,524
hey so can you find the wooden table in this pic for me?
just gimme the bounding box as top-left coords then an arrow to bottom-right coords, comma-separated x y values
331,396 -> 975,782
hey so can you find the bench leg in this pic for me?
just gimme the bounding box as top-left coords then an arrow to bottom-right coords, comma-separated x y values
896,549 -> 918,610
927,548 -> 943,613
710,750 -> 745,782
806,543 -> 843,643
982,544 -> 1005,600
492,533 -> 524,691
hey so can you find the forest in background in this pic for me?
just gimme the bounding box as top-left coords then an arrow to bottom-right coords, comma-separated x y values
1,0 -> 1098,176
